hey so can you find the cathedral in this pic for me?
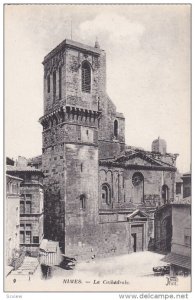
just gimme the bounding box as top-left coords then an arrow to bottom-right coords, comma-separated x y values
39,39 -> 178,260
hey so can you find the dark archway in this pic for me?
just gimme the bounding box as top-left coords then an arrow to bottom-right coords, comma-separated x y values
101,183 -> 111,205
161,216 -> 172,252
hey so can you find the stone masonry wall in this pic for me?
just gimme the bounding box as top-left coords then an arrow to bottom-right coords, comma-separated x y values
43,47 -> 103,114
66,49 -> 99,111
64,143 -> 99,259
42,143 -> 66,250
64,220 -> 131,261
43,42 -> 125,160
98,94 -> 125,159
99,167 -> 175,209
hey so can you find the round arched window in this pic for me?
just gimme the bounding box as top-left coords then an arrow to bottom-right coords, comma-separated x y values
101,184 -> 111,205
132,172 -> 144,187
162,184 -> 169,203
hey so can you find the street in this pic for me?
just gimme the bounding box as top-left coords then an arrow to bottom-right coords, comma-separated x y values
52,251 -> 166,278
5,251 -> 191,292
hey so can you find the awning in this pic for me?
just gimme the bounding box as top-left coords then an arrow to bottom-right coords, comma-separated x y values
161,252 -> 191,270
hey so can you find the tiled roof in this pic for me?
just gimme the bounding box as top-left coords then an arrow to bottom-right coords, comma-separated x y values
162,252 -> 191,270
6,165 -> 42,173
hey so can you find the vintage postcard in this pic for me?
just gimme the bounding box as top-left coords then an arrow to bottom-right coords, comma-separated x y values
4,3 -> 191,293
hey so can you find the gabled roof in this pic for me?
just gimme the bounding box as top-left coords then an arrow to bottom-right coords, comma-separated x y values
116,150 -> 175,167
99,149 -> 176,171
116,152 -> 163,166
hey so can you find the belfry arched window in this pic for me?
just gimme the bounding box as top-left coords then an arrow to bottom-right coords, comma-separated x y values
162,185 -> 169,204
82,61 -> 91,93
101,184 -> 111,205
114,120 -> 118,139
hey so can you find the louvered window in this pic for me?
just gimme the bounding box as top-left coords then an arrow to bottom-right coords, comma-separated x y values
82,61 -> 91,93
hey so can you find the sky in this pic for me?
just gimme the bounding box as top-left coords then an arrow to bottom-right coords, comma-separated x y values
5,4 -> 191,173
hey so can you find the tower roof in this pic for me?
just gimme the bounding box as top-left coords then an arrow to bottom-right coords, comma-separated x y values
43,39 -> 102,64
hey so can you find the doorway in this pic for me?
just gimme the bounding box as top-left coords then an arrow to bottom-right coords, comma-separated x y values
131,233 -> 136,252
130,225 -> 144,252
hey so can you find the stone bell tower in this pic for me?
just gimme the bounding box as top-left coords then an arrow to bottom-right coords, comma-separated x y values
39,39 -> 105,256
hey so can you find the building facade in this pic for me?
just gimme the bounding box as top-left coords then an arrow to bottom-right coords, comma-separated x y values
7,157 -> 44,256
154,201 -> 191,275
39,39 -> 178,260
6,174 -> 22,267
175,171 -> 191,202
